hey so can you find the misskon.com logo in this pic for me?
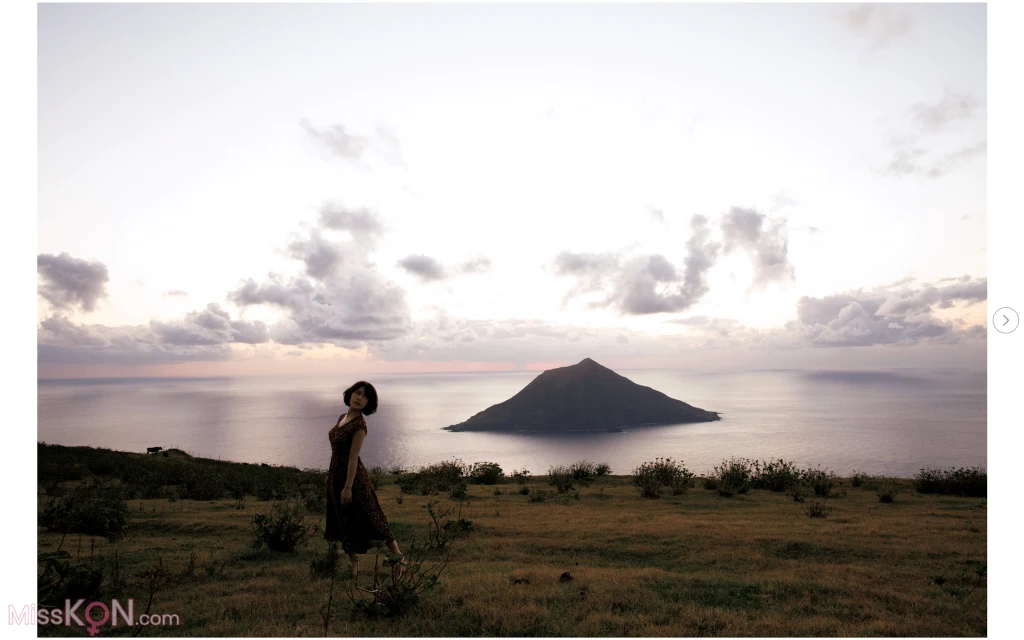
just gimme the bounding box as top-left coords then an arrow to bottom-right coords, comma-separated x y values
9,599 -> 180,636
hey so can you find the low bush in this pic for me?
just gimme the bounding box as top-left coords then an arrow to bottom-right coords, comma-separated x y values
632,458 -> 695,498
803,466 -> 838,498
38,482 -> 132,542
877,483 -> 901,503
527,487 -> 551,503
804,500 -> 832,518
37,550 -> 104,608
546,465 -> 576,494
251,499 -> 310,552
369,467 -> 386,490
568,460 -> 598,487
915,466 -> 986,497
712,457 -> 753,497
850,469 -> 875,488
468,462 -> 504,485
751,458 -> 802,492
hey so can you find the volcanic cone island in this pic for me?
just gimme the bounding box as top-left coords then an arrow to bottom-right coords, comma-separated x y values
444,358 -> 722,432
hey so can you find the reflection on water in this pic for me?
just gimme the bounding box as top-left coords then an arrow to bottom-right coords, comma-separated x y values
37,368 -> 986,478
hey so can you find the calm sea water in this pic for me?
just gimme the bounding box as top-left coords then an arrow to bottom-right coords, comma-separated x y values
36,368 -> 986,478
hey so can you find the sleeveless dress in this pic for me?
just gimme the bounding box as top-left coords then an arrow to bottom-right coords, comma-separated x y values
324,414 -> 396,554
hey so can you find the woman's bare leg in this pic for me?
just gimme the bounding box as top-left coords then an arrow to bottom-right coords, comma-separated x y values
347,550 -> 359,578
386,539 -> 407,574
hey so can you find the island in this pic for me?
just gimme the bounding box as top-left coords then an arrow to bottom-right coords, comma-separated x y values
444,357 -> 721,432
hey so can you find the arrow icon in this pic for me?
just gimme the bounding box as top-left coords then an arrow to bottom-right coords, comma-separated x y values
1005,315 -> 1010,326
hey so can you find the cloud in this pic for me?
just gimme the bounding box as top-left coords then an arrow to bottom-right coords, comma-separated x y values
924,142 -> 987,178
374,124 -> 407,168
286,228 -> 345,281
281,202 -> 389,283
150,303 -> 270,346
553,214 -> 734,315
228,204 -> 412,346
720,207 -> 795,289
840,4 -> 913,52
910,90 -> 981,133
881,91 -> 986,179
229,271 -> 411,345
648,206 -> 666,223
38,314 -> 233,365
317,202 -> 386,247
37,253 -> 110,313
458,257 -> 492,274
300,118 -> 369,161
162,290 -> 189,298
397,255 -> 447,282
301,118 -> 407,168
395,254 -> 492,283
785,276 -> 987,347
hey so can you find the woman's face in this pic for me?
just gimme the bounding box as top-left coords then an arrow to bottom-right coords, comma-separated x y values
350,386 -> 368,411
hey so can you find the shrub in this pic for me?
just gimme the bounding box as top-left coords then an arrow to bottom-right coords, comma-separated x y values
423,501 -> 469,549
183,465 -> 227,501
468,462 -> 504,485
309,542 -> 341,580
38,550 -> 104,608
547,465 -> 576,494
397,460 -> 468,496
510,468 -> 531,483
346,540 -> 448,619
251,499 -> 309,552
915,466 -> 986,497
518,485 -> 531,496
632,458 -> 695,498
850,470 -> 874,488
751,458 -> 802,492
804,500 -> 832,518
397,474 -> 429,495
632,463 -> 662,499
448,478 -> 469,500
789,482 -> 809,503
38,482 -> 132,542
877,483 -> 901,503
712,457 -> 753,497
417,460 -> 468,493
594,463 -> 612,476
369,467 -> 386,490
568,460 -> 598,487
527,487 -> 551,503
803,466 -> 837,498
702,476 -> 719,491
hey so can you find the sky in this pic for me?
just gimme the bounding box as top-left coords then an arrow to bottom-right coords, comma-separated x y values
35,2 -> 988,378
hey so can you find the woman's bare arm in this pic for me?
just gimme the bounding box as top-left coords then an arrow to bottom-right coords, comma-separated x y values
344,429 -> 366,489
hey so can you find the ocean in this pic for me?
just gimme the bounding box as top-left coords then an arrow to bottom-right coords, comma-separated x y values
36,367 -> 987,479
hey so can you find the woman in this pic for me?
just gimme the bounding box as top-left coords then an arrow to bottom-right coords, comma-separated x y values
324,380 -> 407,578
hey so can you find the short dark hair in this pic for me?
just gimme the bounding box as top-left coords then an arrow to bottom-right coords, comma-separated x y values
344,380 -> 378,415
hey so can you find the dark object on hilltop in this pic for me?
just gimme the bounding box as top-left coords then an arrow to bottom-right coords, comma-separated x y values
147,446 -> 162,454
444,358 -> 721,432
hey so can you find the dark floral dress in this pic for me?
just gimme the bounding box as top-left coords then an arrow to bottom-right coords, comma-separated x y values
324,414 -> 395,554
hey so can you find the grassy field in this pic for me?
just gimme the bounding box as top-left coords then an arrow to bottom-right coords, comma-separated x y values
36,449 -> 986,637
